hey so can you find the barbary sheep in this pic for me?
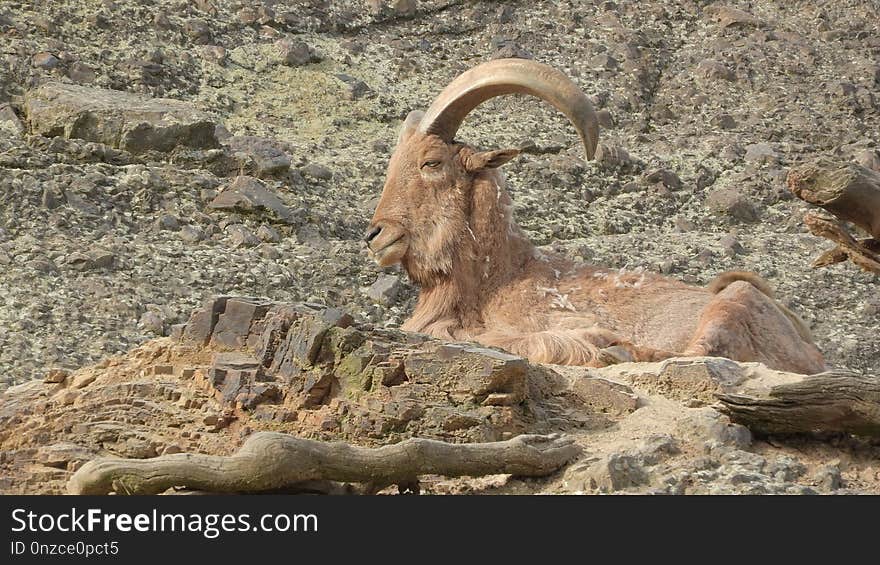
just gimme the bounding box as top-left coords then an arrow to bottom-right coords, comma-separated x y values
364,58 -> 826,375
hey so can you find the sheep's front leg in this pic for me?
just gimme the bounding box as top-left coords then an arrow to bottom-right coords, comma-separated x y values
597,341 -> 678,366
477,327 -> 677,367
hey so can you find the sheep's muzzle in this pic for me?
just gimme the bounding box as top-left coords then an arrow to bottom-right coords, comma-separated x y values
364,222 -> 408,267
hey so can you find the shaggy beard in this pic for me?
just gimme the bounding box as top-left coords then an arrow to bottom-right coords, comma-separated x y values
401,232 -> 460,289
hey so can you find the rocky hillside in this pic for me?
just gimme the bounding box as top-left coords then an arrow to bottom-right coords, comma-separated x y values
0,1 -> 878,494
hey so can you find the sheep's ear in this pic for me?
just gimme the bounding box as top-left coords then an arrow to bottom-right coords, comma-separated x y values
463,148 -> 521,172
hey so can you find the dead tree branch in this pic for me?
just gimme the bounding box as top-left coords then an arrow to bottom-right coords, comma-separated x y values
788,159 -> 880,239
786,159 -> 880,273
67,432 -> 580,495
717,370 -> 880,436
803,211 -> 880,274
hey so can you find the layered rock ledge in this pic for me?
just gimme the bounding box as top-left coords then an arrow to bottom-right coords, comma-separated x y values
2,297 -> 879,495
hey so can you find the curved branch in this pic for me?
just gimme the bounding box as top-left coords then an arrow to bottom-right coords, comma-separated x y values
802,212 -> 880,274
68,433 -> 580,495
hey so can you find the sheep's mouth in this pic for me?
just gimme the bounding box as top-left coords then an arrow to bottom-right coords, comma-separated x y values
370,235 -> 408,267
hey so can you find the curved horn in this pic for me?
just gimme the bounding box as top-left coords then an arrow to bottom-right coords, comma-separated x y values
418,58 -> 599,160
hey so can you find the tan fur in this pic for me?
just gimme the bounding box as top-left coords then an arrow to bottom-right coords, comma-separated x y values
365,123 -> 827,375
708,271 -> 775,297
708,271 -> 814,343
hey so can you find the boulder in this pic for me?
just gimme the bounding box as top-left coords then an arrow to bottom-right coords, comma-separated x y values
24,82 -> 219,153
224,136 -> 292,177
0,103 -> 24,135
366,274 -> 401,305
706,187 -> 759,223
209,176 -> 296,223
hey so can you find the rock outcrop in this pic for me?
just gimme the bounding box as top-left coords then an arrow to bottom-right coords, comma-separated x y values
2,298 -> 879,495
25,82 -> 219,153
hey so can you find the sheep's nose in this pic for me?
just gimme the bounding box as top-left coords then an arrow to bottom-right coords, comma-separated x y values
363,225 -> 382,245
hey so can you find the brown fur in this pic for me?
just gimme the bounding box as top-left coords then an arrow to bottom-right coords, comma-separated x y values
708,271 -> 775,297
708,271 -> 814,343
365,121 -> 827,375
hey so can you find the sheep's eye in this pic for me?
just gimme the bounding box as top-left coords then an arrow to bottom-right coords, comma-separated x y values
420,160 -> 442,170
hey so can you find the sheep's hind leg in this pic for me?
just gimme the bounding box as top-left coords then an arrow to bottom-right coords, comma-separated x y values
684,280 -> 826,374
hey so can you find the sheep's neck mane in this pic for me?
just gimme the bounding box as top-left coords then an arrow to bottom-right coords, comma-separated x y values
402,170 -> 535,338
